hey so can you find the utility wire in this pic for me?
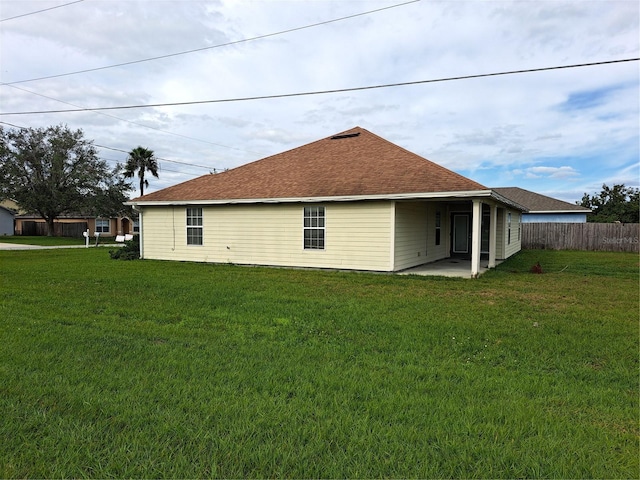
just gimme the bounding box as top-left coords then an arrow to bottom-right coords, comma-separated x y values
0,1 -> 416,153
4,83 -> 265,155
0,120 -> 25,129
0,120 -> 222,173
95,144 -> 214,171
1,0 -> 419,85
2,58 -> 637,116
0,0 -> 85,22
101,156 -> 200,176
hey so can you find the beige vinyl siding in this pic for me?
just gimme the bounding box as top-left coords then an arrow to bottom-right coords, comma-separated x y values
425,202 -> 449,262
495,209 -> 505,260
504,210 -> 522,258
494,208 -> 522,260
394,202 -> 428,270
393,201 -> 451,271
140,201 -> 393,271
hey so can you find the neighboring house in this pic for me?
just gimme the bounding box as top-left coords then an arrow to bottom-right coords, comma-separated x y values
14,214 -> 138,237
128,127 -> 526,277
493,187 -> 591,223
0,205 -> 16,236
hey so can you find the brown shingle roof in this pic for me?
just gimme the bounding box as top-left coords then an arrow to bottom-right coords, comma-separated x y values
134,127 -> 487,203
493,187 -> 591,213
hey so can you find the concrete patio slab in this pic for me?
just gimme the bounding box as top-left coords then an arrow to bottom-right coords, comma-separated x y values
399,258 -> 500,278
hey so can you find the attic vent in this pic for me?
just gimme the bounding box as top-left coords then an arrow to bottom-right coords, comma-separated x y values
330,132 -> 360,140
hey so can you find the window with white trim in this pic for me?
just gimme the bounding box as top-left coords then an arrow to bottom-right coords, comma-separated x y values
133,220 -> 139,233
507,212 -> 512,245
304,206 -> 325,250
186,207 -> 203,245
96,218 -> 110,233
435,211 -> 441,246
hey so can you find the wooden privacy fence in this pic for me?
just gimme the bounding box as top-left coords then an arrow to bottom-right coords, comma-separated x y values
21,221 -> 88,238
522,223 -> 639,253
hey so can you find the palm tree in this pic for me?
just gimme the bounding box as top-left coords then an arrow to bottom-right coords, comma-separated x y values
124,146 -> 159,197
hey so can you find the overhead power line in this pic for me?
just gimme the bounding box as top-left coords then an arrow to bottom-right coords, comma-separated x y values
1,0 -> 419,85
0,1 -> 417,156
0,0 -> 85,22
101,156 -> 204,177
4,83 -> 265,155
2,58 -> 637,116
0,120 -> 222,174
95,144 -> 213,171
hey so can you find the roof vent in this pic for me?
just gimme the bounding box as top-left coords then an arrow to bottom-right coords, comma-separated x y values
330,132 -> 360,140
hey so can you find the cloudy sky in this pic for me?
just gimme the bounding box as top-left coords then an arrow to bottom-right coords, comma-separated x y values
1,0 -> 638,202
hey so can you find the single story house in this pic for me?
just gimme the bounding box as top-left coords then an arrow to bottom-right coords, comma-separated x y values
0,204 -> 16,236
127,127 -> 526,277
493,187 -> 591,223
14,214 -> 138,237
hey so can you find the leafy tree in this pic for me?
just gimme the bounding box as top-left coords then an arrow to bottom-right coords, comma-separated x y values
579,184 -> 639,223
0,124 -> 132,235
124,146 -> 159,197
89,163 -> 135,219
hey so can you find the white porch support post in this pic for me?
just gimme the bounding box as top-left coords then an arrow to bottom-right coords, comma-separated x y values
471,199 -> 482,278
488,203 -> 497,269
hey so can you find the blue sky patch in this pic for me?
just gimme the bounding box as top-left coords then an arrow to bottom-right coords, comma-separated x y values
561,84 -> 627,111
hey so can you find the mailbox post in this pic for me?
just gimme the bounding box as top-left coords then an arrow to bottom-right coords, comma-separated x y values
82,230 -> 90,248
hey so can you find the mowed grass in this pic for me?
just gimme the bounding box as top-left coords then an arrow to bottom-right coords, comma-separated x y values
0,248 -> 637,478
0,235 -> 87,246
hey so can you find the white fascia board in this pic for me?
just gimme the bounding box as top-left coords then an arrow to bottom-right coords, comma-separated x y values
528,209 -> 592,214
126,190 -> 494,207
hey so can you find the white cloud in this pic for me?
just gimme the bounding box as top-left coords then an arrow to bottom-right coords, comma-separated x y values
522,166 -> 581,179
0,0 -> 637,197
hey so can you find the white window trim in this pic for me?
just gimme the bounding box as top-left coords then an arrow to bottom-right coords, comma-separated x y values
96,218 -> 110,234
186,207 -> 203,246
303,206 -> 326,250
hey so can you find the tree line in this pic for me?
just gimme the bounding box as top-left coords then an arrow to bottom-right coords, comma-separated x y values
0,124 -> 159,235
579,184 -> 639,224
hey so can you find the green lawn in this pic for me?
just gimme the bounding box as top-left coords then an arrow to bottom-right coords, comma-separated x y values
0,235 -> 88,246
0,248 -> 637,478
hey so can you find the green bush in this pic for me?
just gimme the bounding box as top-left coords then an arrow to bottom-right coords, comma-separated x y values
109,236 -> 140,260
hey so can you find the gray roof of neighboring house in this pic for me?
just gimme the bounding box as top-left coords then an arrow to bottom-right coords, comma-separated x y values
493,187 -> 591,214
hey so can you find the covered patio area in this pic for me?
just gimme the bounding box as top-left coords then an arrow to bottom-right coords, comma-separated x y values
398,257 -> 502,278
